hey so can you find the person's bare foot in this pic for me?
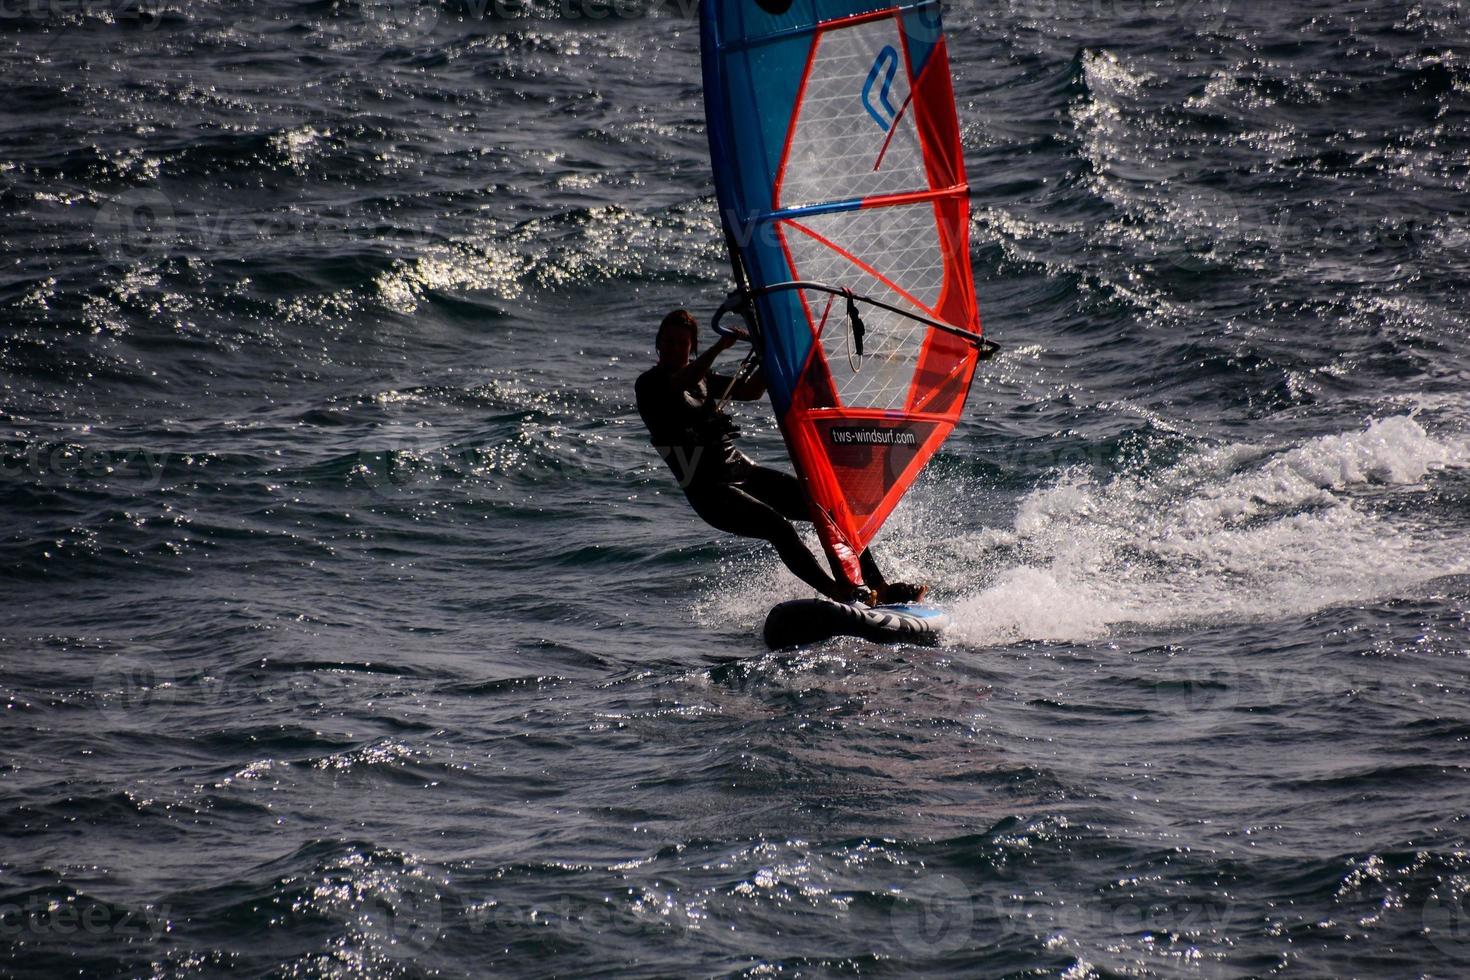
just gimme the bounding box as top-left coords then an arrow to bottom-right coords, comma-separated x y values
876,582 -> 927,605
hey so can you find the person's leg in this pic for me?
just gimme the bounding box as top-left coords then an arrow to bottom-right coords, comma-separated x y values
686,484 -> 843,599
737,466 -> 870,593
738,465 -> 897,595
735,464 -> 809,522
858,548 -> 888,590
855,544 -> 926,603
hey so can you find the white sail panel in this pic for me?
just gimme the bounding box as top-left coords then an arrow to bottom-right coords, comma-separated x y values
776,16 -> 930,209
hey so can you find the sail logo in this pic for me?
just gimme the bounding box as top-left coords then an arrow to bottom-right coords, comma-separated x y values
829,426 -> 917,447
861,46 -> 900,131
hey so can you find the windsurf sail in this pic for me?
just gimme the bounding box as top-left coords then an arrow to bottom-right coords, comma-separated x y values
701,0 -> 993,589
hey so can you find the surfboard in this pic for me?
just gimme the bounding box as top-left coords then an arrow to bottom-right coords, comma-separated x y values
763,597 -> 949,649
700,0 -> 993,645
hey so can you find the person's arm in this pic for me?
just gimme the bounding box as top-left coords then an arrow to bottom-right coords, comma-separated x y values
671,328 -> 745,389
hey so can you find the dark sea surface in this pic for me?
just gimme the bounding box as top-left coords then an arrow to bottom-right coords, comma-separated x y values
3,0 -> 1470,976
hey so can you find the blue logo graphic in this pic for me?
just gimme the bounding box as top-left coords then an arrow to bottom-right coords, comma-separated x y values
861,46 -> 900,131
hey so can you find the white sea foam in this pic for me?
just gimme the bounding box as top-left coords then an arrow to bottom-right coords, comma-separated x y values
702,417 -> 1470,648
940,416 -> 1469,647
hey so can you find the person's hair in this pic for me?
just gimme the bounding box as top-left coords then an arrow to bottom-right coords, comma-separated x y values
656,309 -> 699,354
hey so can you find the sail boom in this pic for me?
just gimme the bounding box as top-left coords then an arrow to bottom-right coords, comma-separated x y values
737,280 -> 988,349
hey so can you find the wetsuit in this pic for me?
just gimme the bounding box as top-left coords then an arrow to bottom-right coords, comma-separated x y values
634,362 -> 888,599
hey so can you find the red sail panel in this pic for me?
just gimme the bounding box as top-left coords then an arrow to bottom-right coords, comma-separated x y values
769,9 -> 981,586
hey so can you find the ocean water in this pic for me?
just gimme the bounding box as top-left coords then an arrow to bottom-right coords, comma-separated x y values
2,1 -> 1469,976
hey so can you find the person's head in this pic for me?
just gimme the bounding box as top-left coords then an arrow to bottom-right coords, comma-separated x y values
655,309 -> 699,366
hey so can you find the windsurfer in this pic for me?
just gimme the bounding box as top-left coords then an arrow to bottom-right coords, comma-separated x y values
635,309 -> 926,606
